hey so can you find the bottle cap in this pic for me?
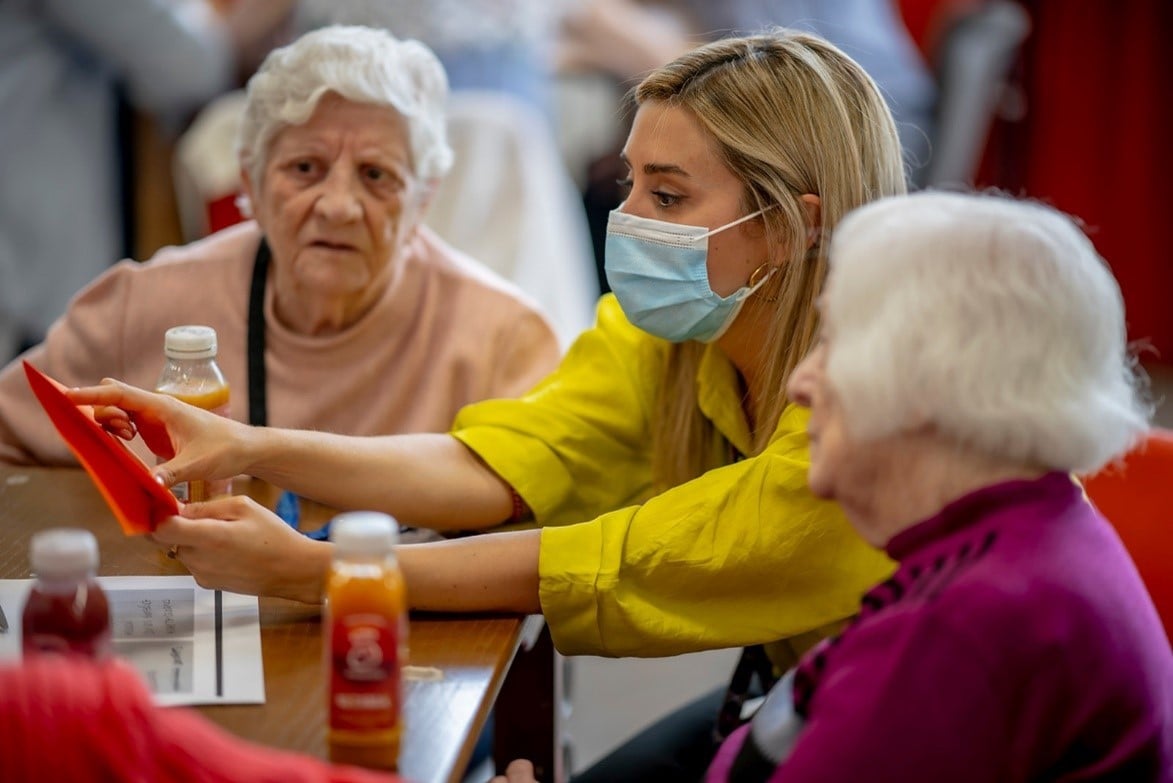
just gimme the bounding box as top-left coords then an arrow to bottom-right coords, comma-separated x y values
329,511 -> 399,555
30,528 -> 100,579
164,325 -> 218,359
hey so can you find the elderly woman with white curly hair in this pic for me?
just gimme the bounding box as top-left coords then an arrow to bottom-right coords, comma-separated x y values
0,25 -> 559,466
702,191 -> 1173,783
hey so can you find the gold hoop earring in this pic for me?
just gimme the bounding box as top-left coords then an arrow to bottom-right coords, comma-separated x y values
747,263 -> 772,288
748,262 -> 780,303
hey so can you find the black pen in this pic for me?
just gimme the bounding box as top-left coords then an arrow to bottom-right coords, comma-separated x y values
0,602 -> 8,633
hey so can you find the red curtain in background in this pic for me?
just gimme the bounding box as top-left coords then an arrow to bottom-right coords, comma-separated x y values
901,0 -> 1173,360
982,0 -> 1173,361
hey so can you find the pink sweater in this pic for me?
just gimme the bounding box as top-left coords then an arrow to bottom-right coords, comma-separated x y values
0,222 -> 561,465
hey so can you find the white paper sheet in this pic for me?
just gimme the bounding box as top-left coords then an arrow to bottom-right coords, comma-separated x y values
0,575 -> 265,706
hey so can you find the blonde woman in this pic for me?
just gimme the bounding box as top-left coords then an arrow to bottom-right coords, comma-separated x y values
74,29 -> 907,778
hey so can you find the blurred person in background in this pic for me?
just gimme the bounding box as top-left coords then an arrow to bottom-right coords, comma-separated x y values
0,25 -> 560,466
295,0 -> 560,118
560,0 -> 934,169
0,0 -> 296,362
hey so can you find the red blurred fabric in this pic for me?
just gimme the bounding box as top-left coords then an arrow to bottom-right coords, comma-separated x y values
1082,429 -> 1173,644
0,657 -> 401,783
900,0 -> 1172,358
206,192 -> 246,235
979,0 -> 1173,359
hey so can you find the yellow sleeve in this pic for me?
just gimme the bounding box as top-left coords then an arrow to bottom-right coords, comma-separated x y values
452,295 -> 668,527
538,404 -> 896,657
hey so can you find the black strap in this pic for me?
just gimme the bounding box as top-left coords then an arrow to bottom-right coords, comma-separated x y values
247,240 -> 270,427
245,242 -> 312,532
714,644 -> 779,743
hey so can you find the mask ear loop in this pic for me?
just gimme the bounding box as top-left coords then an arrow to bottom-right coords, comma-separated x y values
699,204 -> 777,239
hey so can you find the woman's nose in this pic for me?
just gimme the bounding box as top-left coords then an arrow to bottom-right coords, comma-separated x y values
315,169 -> 363,222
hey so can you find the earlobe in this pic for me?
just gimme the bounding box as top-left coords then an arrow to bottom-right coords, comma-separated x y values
800,194 -> 822,248
238,165 -> 258,220
416,178 -> 439,215
239,165 -> 254,202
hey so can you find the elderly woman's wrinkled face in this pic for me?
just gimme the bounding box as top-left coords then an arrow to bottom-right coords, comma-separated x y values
787,338 -> 851,500
243,93 -> 424,328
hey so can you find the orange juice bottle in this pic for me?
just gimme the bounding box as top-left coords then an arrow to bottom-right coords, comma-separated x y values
155,325 -> 231,501
325,512 -> 407,769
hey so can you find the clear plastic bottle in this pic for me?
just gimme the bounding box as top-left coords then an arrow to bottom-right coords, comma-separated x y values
155,325 -> 231,502
22,528 -> 112,659
325,512 -> 407,769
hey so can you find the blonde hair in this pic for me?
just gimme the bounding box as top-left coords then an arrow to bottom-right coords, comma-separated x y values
639,30 -> 907,489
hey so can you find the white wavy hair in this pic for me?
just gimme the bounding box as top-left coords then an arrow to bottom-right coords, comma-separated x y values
822,191 -> 1150,474
237,25 -> 453,201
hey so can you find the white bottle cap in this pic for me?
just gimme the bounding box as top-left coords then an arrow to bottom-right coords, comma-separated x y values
330,511 -> 399,556
164,325 -> 218,359
30,528 -> 99,579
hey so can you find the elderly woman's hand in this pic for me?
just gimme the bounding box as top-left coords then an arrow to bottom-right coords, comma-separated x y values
67,378 -> 255,490
152,495 -> 330,604
491,760 -> 539,783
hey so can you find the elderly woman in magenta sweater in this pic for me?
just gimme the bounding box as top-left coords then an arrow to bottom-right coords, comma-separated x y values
703,191 -> 1172,782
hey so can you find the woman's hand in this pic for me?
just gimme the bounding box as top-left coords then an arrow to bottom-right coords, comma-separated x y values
67,378 -> 255,488
491,759 -> 539,783
150,495 -> 331,603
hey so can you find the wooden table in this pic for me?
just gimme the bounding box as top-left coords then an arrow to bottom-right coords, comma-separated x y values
0,465 -> 552,783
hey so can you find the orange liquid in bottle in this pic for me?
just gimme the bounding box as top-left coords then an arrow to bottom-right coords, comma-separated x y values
154,383 -> 231,501
325,560 -> 407,769
159,385 -> 230,413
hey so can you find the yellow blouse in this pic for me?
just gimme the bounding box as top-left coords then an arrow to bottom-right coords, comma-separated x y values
453,295 -> 893,657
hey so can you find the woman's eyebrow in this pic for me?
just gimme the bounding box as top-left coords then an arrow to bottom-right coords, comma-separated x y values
618,152 -> 691,178
643,162 -> 691,177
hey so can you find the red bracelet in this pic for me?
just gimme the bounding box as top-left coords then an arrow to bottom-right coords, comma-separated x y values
509,486 -> 530,523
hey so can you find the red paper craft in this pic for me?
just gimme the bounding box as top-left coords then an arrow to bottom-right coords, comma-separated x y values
22,361 -> 178,534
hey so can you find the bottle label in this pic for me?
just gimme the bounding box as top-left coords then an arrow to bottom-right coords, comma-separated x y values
329,612 -> 400,732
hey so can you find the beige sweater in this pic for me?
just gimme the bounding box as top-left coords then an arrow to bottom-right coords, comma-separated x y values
0,222 -> 562,465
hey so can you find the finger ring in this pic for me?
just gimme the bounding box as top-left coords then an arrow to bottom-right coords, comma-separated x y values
167,545 -> 179,559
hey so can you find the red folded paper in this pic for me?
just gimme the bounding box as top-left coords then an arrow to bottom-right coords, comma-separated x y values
22,361 -> 178,534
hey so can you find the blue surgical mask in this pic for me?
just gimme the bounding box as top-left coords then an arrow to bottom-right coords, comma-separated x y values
604,208 -> 774,343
